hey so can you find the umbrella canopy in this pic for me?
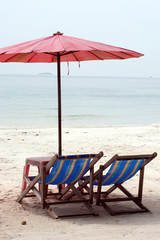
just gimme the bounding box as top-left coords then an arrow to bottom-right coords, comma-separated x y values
0,32 -> 143,155
0,32 -> 143,62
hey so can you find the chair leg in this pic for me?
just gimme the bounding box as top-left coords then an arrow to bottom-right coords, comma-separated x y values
41,166 -> 46,209
89,166 -> 94,204
96,166 -> 103,205
138,168 -> 144,202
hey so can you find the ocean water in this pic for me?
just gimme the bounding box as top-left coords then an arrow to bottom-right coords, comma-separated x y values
0,74 -> 160,128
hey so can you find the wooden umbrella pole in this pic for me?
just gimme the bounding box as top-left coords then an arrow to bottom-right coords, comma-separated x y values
57,52 -> 62,156
57,53 -> 63,192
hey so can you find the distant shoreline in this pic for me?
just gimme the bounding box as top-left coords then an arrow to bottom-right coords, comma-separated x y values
0,73 -> 160,79
0,123 -> 159,130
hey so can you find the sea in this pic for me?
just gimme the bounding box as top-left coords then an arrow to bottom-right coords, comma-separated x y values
0,74 -> 160,128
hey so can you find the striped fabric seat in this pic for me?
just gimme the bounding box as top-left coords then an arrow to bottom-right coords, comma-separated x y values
93,159 -> 144,186
78,152 -> 157,216
45,154 -> 95,185
17,152 -> 104,218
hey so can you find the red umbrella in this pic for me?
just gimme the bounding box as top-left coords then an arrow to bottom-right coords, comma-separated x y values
0,32 -> 143,155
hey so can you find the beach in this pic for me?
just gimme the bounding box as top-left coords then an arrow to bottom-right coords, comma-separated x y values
0,0 -> 160,239
0,125 -> 160,240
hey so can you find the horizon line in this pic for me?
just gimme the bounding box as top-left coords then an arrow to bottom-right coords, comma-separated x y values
0,73 -> 159,79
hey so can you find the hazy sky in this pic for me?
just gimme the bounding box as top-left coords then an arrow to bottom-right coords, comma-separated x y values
0,0 -> 159,77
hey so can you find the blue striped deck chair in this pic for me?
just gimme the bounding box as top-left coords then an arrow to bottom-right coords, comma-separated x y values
77,152 -> 157,215
17,152 -> 103,218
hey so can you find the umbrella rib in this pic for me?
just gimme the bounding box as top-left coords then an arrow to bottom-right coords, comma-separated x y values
62,51 -> 82,61
72,52 -> 79,61
104,51 -> 135,59
61,50 -> 128,60
44,52 -> 62,62
45,52 -> 57,56
89,50 -> 124,60
61,51 -> 79,56
0,53 -> 20,62
43,50 -> 136,60
26,52 -> 37,62
89,50 -> 131,60
55,51 -> 80,61
104,51 -> 124,59
119,51 -> 139,58
61,50 -> 125,60
88,51 -> 104,60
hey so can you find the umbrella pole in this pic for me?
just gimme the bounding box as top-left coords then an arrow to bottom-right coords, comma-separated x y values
57,53 -> 63,193
57,53 -> 62,156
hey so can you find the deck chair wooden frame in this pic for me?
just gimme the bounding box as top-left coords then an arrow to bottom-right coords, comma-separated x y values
17,152 -> 103,219
73,152 -> 157,216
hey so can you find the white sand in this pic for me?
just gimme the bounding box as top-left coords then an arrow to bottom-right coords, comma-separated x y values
0,125 -> 160,239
